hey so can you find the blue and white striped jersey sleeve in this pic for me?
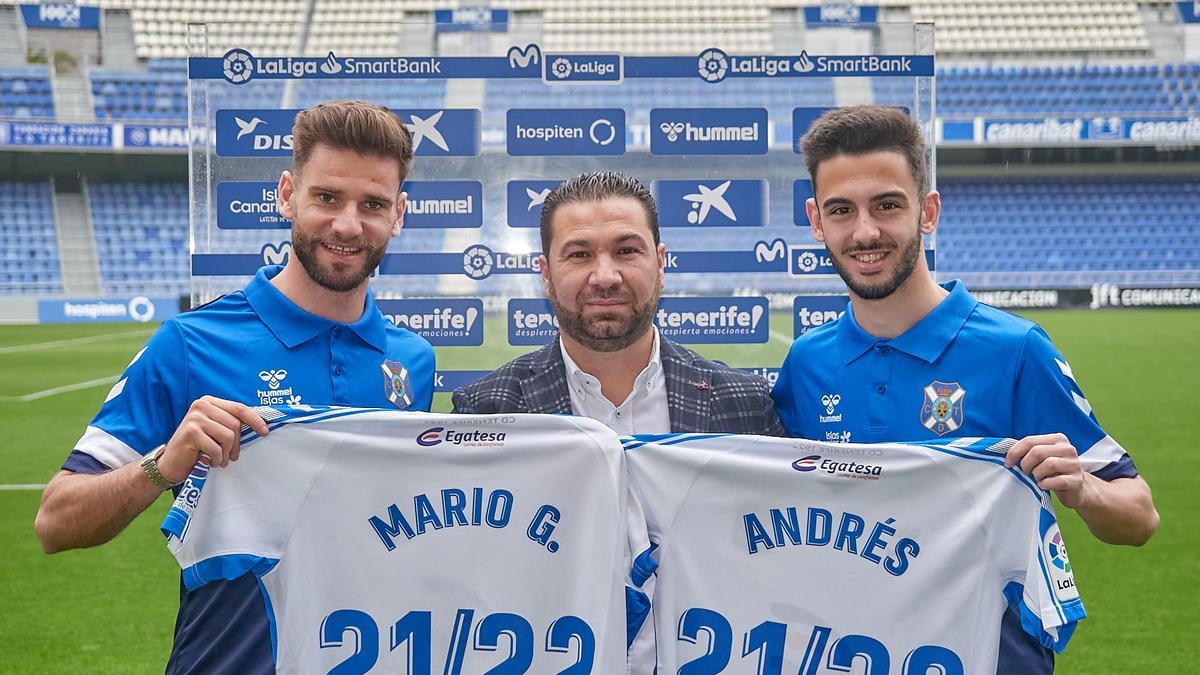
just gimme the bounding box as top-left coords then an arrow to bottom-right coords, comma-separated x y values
1013,326 -> 1138,481
64,321 -> 190,473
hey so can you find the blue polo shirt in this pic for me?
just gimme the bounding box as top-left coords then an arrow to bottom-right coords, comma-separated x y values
64,265 -> 435,674
771,279 -> 1137,673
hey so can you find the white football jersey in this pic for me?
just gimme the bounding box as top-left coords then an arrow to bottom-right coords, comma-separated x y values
163,406 -> 650,674
624,434 -> 1084,674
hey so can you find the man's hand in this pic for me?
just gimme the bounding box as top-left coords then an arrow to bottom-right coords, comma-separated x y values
1005,432 -> 1159,545
158,396 -> 270,483
1004,433 -> 1096,510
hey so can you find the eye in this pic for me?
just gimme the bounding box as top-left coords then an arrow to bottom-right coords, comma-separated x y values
828,206 -> 851,216
364,201 -> 384,211
878,201 -> 902,211
618,246 -> 642,255
566,250 -> 590,259
316,193 -> 335,204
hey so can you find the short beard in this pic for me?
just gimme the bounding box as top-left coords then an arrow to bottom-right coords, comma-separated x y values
290,229 -> 387,293
548,281 -> 660,353
830,227 -> 923,301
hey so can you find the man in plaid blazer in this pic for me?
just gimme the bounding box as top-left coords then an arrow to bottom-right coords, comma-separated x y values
453,171 -> 784,437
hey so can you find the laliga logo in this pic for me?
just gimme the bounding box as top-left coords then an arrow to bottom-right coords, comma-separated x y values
223,49 -> 255,84
821,394 -> 841,415
416,427 -> 445,447
698,48 -> 729,83
507,44 -> 541,69
261,241 -> 291,266
463,245 -> 495,280
258,369 -> 288,389
660,122 -> 685,142
797,250 -> 819,273
551,58 -> 572,79
791,455 -> 821,472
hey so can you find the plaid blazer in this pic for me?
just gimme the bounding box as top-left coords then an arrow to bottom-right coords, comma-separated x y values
452,337 -> 786,436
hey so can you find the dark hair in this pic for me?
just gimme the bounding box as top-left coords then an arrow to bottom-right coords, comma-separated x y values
801,105 -> 928,195
539,171 -> 660,254
292,100 -> 414,186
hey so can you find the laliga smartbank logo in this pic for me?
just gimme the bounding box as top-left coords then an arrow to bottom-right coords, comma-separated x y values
695,47 -> 916,83
696,47 -> 816,83
1043,523 -> 1080,601
220,49 -> 442,84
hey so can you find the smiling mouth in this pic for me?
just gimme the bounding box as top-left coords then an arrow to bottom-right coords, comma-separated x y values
322,242 -> 361,256
852,251 -> 888,264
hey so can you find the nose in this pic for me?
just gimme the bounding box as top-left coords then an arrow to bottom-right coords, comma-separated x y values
589,253 -> 622,288
329,204 -> 363,239
850,211 -> 881,245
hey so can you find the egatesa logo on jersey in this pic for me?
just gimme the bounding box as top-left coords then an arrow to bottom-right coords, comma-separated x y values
416,426 -> 507,448
791,454 -> 821,472
792,454 -> 884,480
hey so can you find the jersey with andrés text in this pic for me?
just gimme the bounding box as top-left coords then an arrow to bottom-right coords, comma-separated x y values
163,407 -> 650,675
624,433 -> 1084,675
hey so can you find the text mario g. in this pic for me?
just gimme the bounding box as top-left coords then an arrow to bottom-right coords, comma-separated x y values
368,487 -> 565,553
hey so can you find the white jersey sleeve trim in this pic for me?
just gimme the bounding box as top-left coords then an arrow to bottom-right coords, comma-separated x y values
74,425 -> 142,469
1078,434 -> 1127,473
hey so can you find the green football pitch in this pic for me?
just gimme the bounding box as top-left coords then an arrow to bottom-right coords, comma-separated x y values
1,311 -> 1195,673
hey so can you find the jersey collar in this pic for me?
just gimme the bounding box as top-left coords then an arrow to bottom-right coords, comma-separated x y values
244,265 -> 388,351
838,280 -> 976,364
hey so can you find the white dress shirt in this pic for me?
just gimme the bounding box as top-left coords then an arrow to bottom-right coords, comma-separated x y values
559,327 -> 672,434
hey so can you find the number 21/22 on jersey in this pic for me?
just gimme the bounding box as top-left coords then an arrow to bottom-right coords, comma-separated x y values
623,433 -> 1085,675
163,407 -> 651,674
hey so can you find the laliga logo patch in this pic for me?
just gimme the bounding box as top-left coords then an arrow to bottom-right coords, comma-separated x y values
697,48 -> 729,83
222,49 -> 255,84
507,44 -> 541,69
261,241 -> 291,266
462,244 -> 495,280
659,122 -> 685,142
921,380 -> 966,436
1043,524 -> 1079,600
381,359 -> 415,410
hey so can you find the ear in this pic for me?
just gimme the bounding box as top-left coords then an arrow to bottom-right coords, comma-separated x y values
277,171 -> 296,220
920,190 -> 941,235
538,254 -> 551,296
656,242 -> 667,283
805,197 -> 825,242
392,191 -> 407,238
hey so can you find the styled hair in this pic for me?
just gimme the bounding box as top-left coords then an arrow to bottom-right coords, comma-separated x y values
539,171 -> 660,254
291,100 -> 414,186
801,105 -> 929,195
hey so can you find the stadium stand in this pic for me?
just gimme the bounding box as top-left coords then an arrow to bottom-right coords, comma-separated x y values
877,0 -> 1152,55
0,67 -> 54,118
937,174 -> 1200,275
0,181 -> 61,294
87,182 -> 188,295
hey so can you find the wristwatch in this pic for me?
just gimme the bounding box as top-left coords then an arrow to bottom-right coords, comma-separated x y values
140,446 -> 183,492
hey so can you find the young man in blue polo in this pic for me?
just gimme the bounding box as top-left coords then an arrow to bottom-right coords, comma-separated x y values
35,100 -> 435,672
771,105 -> 1158,673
